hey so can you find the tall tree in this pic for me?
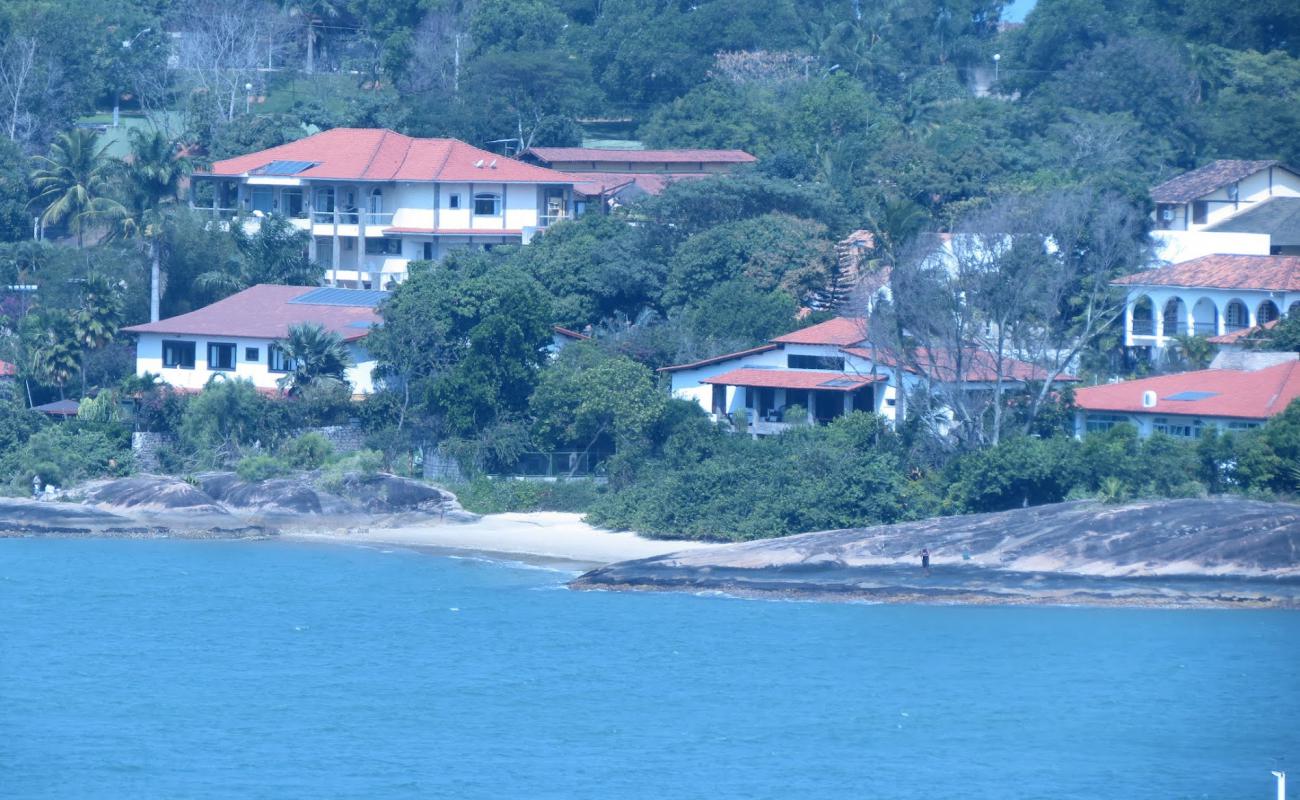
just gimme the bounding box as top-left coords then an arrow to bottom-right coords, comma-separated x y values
274,322 -> 354,395
28,129 -> 124,247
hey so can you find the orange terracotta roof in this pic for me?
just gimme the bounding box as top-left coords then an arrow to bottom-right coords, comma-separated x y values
702,368 -> 883,392
1151,160 -> 1285,203
1114,254 -> 1300,292
206,129 -> 580,184
658,344 -> 780,373
1074,360 -> 1300,420
573,171 -> 712,197
841,346 -> 1072,383
1206,318 -> 1280,345
123,285 -> 383,342
553,325 -> 590,341
0,360 -> 15,377
526,147 -> 755,165
771,317 -> 868,346
383,227 -> 523,236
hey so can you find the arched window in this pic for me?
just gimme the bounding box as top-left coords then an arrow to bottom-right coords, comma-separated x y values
1225,300 -> 1249,332
1131,296 -> 1154,336
473,193 -> 500,216
1258,300 -> 1280,325
1162,297 -> 1185,337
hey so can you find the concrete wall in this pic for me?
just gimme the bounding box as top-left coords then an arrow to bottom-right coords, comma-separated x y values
1150,230 -> 1271,263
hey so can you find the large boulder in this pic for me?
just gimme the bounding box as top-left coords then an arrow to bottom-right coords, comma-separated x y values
70,475 -> 227,514
332,473 -> 464,514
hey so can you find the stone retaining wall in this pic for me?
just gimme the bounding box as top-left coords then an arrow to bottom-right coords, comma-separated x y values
132,424 -> 367,468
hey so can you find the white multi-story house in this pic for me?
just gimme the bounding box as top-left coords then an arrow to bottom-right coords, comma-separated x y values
191,128 -> 581,289
661,317 -> 1063,436
1117,254 -> 1300,353
1149,160 -> 1300,263
123,285 -> 384,396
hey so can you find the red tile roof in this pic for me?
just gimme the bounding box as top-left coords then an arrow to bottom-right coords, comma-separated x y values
122,285 -> 383,342
383,227 -> 524,236
553,325 -> 590,341
206,129 -> 580,184
33,399 -> 80,416
573,171 -> 713,197
771,317 -> 868,346
1075,360 -> 1300,420
1151,160 -> 1285,203
658,344 -> 780,373
526,147 -> 756,166
702,368 -> 883,392
1206,318 -> 1280,345
841,346 -> 1073,383
1114,254 -> 1300,292
0,360 -> 15,377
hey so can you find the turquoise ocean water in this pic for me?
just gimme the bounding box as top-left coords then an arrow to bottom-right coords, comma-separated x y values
2,537 -> 1297,799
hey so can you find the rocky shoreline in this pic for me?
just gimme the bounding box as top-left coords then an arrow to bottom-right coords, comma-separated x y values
0,472 -> 477,540
571,498 -> 1300,609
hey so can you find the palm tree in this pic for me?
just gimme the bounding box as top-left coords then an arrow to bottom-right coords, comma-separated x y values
274,322 -> 353,396
195,215 -> 320,299
28,129 -> 125,247
113,129 -> 192,321
72,273 -> 125,394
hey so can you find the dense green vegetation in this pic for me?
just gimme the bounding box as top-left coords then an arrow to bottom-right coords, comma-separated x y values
1,0 -> 1297,537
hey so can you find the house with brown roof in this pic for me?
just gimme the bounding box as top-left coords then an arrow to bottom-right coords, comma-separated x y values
519,146 -> 756,211
660,317 -> 1066,435
192,129 -> 582,289
1150,160 -> 1300,263
122,285 -> 385,395
1074,352 -> 1300,438
1116,254 -> 1300,353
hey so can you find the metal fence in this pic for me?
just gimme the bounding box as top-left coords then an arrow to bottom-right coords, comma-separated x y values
503,451 -> 612,478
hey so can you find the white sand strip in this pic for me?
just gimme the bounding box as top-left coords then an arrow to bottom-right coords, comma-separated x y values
281,511 -> 720,565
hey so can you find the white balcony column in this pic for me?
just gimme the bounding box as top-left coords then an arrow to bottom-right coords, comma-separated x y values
331,195 -> 341,288
1124,297 -> 1134,346
1216,299 -> 1226,336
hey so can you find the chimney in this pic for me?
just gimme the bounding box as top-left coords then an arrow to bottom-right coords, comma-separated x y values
1142,390 -> 1157,408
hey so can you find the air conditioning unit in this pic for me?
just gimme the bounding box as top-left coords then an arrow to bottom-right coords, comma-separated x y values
1142,390 -> 1157,408
1160,208 -> 1175,221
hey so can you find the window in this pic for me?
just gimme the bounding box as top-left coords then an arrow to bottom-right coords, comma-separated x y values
251,187 -> 273,213
268,344 -> 296,373
162,340 -> 195,369
423,242 -> 434,260
784,389 -> 809,411
448,193 -> 461,209
1085,413 -> 1128,434
282,189 -> 304,218
365,238 -> 403,256
473,193 -> 500,215
245,347 -> 260,362
1227,420 -> 1260,431
1191,200 -> 1208,225
316,187 -> 335,213
207,342 -> 235,371
788,354 -> 845,371
1153,417 -> 1201,439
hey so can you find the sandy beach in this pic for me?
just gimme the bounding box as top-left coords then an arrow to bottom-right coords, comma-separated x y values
282,511 -> 721,566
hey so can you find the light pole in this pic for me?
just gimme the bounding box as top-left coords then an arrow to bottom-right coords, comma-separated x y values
1272,770 -> 1286,800
115,28 -> 151,128
992,53 -> 1001,83
245,82 -> 254,114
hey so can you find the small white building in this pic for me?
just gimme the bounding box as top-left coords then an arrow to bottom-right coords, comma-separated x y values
1150,160 -> 1300,263
191,129 -> 581,289
122,285 -> 384,396
662,317 -> 1064,435
1117,254 -> 1300,353
520,146 -> 756,211
1074,352 -> 1300,438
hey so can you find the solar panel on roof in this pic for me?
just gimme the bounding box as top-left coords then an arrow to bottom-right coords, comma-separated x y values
347,320 -> 378,329
1166,390 -> 1219,401
255,160 -> 317,175
820,377 -> 862,388
290,287 -> 389,307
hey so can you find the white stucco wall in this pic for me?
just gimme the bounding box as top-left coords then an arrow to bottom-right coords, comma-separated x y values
1150,230 -> 1271,263
1123,286 -> 1298,347
136,333 -> 377,395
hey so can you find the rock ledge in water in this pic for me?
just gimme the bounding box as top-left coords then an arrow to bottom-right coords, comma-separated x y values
571,498 -> 1300,608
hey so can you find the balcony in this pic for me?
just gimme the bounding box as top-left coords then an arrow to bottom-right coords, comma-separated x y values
311,211 -> 395,228
1131,318 -> 1155,336
1193,322 -> 1218,336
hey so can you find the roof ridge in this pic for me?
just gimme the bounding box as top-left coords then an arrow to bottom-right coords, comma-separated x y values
431,139 -> 456,180
358,129 -> 395,181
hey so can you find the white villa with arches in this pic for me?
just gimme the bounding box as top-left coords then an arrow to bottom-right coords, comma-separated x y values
1150,160 -> 1300,263
1117,254 -> 1300,354
190,128 -> 580,289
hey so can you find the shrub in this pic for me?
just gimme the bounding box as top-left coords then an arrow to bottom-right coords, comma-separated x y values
177,380 -> 292,467
450,477 -> 603,515
280,432 -> 334,470
235,454 -> 291,482
319,449 -> 385,492
0,423 -> 132,491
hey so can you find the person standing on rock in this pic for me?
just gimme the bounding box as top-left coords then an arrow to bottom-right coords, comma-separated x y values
32,474 -> 41,500
920,547 -> 931,576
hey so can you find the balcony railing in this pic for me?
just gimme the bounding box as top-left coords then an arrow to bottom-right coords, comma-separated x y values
538,213 -> 569,228
310,211 -> 395,227
1193,321 -> 1218,336
1131,319 -> 1155,336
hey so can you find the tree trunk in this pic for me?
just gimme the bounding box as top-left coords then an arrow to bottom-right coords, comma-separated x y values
149,241 -> 161,322
306,23 -> 315,74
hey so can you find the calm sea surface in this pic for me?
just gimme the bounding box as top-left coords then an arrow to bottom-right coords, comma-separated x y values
2,538 -> 1297,800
